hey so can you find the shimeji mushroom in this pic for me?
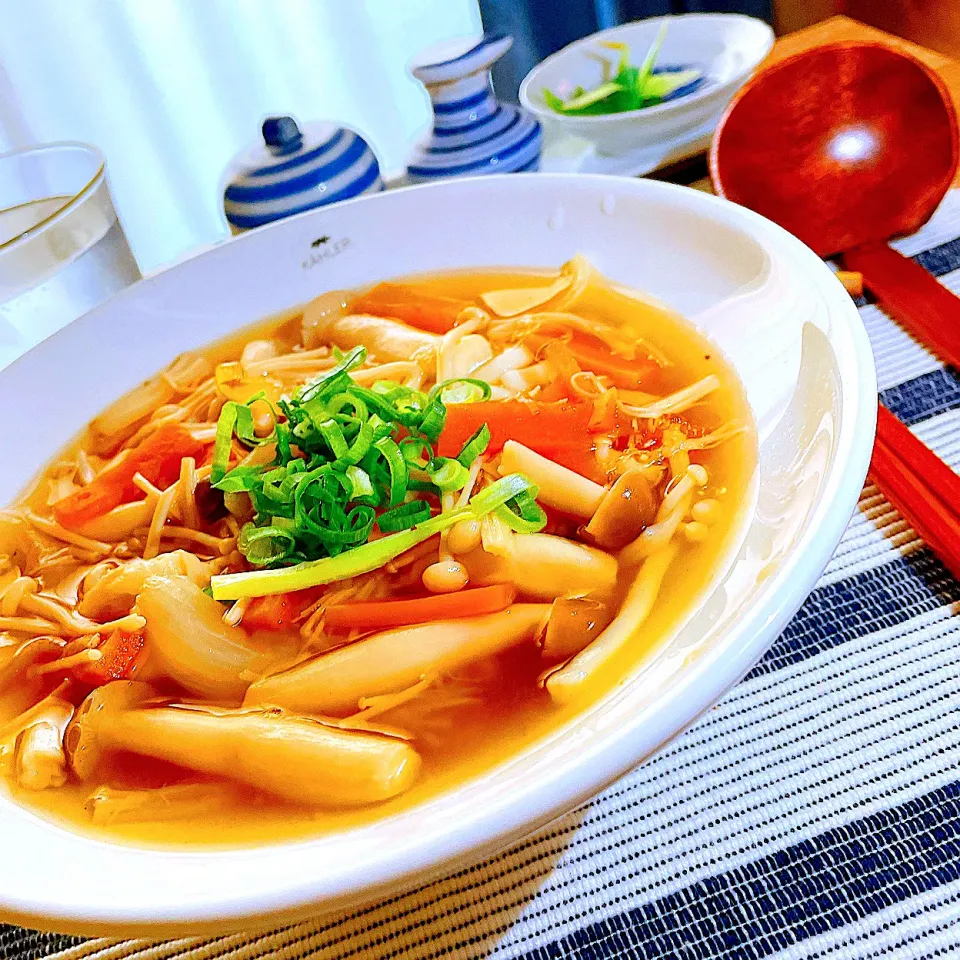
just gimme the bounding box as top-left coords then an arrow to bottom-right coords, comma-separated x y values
545,544 -> 677,703
14,720 -> 70,790
582,467 -> 659,551
463,533 -> 618,601
1,690 -> 74,791
246,604 -> 550,715
64,681 -> 421,806
497,441 -> 605,519
302,296 -> 439,370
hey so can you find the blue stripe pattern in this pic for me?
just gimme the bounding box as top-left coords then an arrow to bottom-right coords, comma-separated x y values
246,129 -> 344,178
432,88 -> 492,115
223,123 -> 382,231
432,107 -> 505,138
224,133 -> 370,202
225,157 -> 381,229
880,366 -> 960,425
914,235 -> 960,277
747,548 -> 960,680
407,123 -> 541,178
519,781 -> 960,960
426,113 -> 521,153
408,30 -> 541,181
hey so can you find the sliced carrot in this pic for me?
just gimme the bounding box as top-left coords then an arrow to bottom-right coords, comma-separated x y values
351,283 -> 473,335
527,332 -> 659,389
243,586 -> 324,631
437,399 -> 622,481
324,584 -> 516,632
537,340 -> 582,402
52,424 -> 207,529
75,630 -> 145,686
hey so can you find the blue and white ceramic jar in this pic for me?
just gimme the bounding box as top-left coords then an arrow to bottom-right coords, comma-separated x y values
222,116 -> 383,233
407,34 -> 542,183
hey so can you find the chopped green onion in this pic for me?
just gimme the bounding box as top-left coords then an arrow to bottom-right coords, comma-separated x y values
419,400 -> 447,443
344,465 -> 374,500
213,464 -> 262,493
325,391 -> 368,423
211,403 -> 239,484
428,378 -> 492,405
400,436 -> 433,468
211,507 -> 472,600
319,419 -> 349,460
495,491 -> 548,534
371,437 -> 408,507
378,500 -> 432,532
468,472 -> 537,515
456,423 -> 491,468
340,417 -> 375,466
298,345 -> 366,403
237,524 -> 296,564
426,456 -> 470,493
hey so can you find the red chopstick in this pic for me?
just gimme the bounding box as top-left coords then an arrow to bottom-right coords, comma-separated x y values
869,404 -> 960,579
844,243 -> 960,371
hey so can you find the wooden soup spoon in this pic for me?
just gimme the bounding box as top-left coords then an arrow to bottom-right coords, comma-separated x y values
710,42 -> 960,577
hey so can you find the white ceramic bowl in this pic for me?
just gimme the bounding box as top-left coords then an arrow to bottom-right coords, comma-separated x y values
0,174 -> 874,936
520,14 -> 774,157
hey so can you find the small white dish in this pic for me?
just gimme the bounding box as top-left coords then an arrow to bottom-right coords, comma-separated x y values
0,173 -> 873,936
520,13 -> 774,160
540,114 -> 716,177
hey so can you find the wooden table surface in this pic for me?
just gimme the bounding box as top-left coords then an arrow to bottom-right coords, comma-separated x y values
681,14 -> 960,192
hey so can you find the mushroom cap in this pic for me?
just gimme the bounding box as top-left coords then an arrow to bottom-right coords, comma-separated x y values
64,680 -> 154,780
0,637 -> 63,696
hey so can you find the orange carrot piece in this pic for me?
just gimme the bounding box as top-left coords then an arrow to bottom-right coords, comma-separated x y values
323,584 -> 516,632
527,333 -> 659,389
351,283 -> 473,335
437,399 -> 621,481
52,424 -> 207,529
75,630 -> 145,686
243,587 -> 324,631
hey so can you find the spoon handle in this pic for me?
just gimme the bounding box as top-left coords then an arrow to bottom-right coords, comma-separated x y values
872,404 -> 960,581
844,242 -> 960,371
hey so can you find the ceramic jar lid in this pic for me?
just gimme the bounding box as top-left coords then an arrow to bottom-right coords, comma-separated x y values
222,116 -> 383,232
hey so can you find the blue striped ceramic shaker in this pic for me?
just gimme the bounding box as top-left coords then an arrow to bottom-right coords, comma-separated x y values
222,116 -> 384,233
407,34 -> 542,182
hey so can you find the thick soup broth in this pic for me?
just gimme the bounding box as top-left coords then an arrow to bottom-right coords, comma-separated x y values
0,262 -> 753,846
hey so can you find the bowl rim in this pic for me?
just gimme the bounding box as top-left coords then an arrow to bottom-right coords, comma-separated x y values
0,173 -> 876,936
519,12 -> 775,126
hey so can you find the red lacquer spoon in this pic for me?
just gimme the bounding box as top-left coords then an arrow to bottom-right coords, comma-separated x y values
710,42 -> 960,578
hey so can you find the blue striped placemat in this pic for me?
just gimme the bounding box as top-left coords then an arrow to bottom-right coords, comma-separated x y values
8,192 -> 960,960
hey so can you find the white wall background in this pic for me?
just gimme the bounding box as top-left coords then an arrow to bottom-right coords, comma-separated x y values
0,0 -> 481,271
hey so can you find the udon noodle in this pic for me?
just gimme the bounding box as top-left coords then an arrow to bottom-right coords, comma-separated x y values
0,258 -> 753,845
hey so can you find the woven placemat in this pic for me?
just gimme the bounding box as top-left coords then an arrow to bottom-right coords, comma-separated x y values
7,194 -> 960,960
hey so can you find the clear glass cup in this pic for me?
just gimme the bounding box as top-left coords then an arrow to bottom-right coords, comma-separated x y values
0,142 -> 141,369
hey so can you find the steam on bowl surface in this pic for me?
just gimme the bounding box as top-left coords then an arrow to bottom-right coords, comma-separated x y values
0,173 -> 873,936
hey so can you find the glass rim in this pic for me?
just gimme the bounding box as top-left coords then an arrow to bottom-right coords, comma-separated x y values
0,141 -> 106,253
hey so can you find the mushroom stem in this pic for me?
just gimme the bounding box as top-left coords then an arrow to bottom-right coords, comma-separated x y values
66,682 -> 420,806
545,544 -> 677,703
247,604 -> 549,715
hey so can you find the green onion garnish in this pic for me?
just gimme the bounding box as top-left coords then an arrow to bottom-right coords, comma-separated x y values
495,490 -> 548,534
378,500 -> 432,532
208,341 -> 547,596
429,378 -> 492,405
426,456 -> 470,493
456,423 -> 491,468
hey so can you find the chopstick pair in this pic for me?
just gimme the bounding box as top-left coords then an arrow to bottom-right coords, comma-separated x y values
870,403 -> 960,580
846,244 -> 960,578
